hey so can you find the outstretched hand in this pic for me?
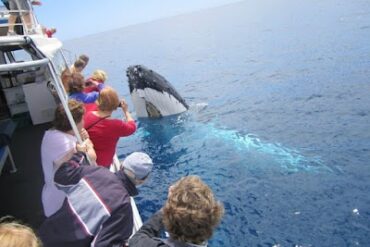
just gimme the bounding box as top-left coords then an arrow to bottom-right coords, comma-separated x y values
76,139 -> 94,153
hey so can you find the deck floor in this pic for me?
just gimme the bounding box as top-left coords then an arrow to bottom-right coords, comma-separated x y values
0,122 -> 51,228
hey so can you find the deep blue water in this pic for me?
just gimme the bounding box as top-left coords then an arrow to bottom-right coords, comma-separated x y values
65,0 -> 370,246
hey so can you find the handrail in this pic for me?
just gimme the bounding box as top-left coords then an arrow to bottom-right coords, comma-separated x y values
0,36 -> 30,45
131,197 -> 143,233
0,0 -> 42,35
46,59 -> 84,144
111,155 -> 143,232
0,58 -> 48,72
26,39 -> 86,160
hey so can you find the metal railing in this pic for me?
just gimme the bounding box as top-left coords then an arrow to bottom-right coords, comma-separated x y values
0,0 -> 42,35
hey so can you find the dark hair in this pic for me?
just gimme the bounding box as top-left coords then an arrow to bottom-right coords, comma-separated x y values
53,99 -> 85,132
68,72 -> 85,94
79,54 -> 89,64
73,59 -> 86,69
163,176 -> 224,244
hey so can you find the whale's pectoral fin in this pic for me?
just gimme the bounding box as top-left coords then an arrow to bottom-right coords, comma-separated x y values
146,101 -> 162,118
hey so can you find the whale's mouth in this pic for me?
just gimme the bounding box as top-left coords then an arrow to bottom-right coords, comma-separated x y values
145,101 -> 162,118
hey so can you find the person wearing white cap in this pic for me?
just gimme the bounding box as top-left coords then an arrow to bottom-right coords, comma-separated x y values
121,152 -> 153,183
39,151 -> 153,247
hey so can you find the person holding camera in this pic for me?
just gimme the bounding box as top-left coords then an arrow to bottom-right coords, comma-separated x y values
83,86 -> 136,168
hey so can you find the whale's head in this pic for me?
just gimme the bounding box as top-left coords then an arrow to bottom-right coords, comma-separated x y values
126,65 -> 189,118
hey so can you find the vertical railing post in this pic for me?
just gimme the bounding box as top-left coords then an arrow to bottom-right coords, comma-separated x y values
47,56 -> 95,165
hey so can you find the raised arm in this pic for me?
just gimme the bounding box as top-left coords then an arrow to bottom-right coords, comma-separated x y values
120,98 -> 134,122
54,151 -> 89,186
83,91 -> 100,103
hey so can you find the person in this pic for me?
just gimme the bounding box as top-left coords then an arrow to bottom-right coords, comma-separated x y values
70,54 -> 89,74
42,27 -> 56,38
84,69 -> 107,93
0,216 -> 42,247
69,59 -> 85,74
41,99 -> 96,217
129,176 -> 224,247
84,86 -> 136,167
31,0 -> 41,5
60,67 -> 72,93
78,54 -> 89,69
7,0 -> 41,35
38,151 -> 153,247
68,72 -> 105,111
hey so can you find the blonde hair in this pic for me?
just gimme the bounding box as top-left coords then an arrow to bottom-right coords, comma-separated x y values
163,176 -> 224,244
97,86 -> 120,112
91,70 -> 107,82
0,217 -> 42,247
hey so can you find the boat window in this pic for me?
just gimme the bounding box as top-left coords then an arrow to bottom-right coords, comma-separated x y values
3,51 -> 12,64
11,49 -> 34,63
51,49 -> 68,75
0,51 -> 6,64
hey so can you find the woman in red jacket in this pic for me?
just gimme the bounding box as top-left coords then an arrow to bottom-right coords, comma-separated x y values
84,86 -> 136,167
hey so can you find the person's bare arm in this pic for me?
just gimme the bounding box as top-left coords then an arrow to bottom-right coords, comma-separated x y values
120,99 -> 134,122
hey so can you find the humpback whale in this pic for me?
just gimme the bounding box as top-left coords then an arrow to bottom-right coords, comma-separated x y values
125,65 -> 332,173
126,65 -> 188,118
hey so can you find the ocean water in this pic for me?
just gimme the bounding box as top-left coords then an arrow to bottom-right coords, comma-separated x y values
65,0 -> 370,246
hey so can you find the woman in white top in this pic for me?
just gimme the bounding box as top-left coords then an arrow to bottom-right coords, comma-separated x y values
41,99 -> 96,217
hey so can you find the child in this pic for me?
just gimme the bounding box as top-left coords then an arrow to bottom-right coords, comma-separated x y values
84,69 -> 107,93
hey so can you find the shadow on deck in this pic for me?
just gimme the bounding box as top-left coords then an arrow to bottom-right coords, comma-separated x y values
0,122 -> 51,228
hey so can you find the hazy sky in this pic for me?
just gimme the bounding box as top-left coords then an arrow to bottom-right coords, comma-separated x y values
34,0 -> 242,41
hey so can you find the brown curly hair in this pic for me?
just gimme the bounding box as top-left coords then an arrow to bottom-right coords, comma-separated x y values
53,99 -> 85,132
68,72 -> 85,94
163,176 -> 224,244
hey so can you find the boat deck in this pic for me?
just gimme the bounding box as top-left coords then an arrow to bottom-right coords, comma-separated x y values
0,122 -> 50,228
